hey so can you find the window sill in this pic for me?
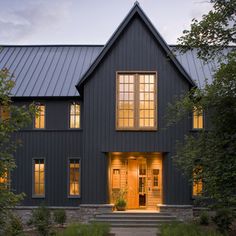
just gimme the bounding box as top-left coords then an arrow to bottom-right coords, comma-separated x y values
32,195 -> 45,199
68,195 -> 81,199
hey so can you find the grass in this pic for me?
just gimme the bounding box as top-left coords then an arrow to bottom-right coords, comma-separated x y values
160,222 -> 223,236
56,222 -> 110,236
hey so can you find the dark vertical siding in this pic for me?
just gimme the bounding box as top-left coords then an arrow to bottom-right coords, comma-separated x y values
82,15 -> 192,204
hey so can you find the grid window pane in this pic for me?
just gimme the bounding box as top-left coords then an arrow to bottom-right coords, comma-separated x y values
33,159 -> 45,196
193,107 -> 203,129
70,103 -> 80,128
69,159 -> 80,196
117,74 -> 135,128
117,73 -> 156,129
35,105 -> 45,129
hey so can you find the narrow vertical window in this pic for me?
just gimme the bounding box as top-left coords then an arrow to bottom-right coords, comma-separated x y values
33,159 -> 45,197
0,106 -> 10,121
193,106 -> 203,129
70,103 -> 80,128
193,166 -> 203,196
34,104 -> 45,129
69,159 -> 80,196
116,72 -> 157,130
0,170 -> 8,189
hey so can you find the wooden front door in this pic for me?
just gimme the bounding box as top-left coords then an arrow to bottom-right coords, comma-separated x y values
127,159 -> 139,209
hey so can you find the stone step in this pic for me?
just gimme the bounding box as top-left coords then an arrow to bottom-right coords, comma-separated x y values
90,212 -> 179,228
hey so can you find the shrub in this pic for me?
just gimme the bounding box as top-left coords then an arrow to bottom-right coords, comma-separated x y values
29,205 -> 52,236
212,208 -> 235,234
199,211 -> 210,225
161,222 -> 222,236
53,209 -> 66,226
57,222 -> 110,236
4,213 -> 24,236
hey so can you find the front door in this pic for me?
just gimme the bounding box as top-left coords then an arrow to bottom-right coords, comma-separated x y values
127,159 -> 139,209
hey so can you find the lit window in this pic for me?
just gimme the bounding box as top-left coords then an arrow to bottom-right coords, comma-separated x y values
69,159 -> 80,196
153,169 -> 159,187
70,103 -> 80,128
0,170 -> 8,189
193,106 -> 203,129
34,104 -> 45,129
0,106 -> 10,121
117,73 -> 157,130
33,159 -> 45,197
193,166 -> 203,196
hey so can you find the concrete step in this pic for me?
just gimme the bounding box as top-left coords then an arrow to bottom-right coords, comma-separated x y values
90,212 -> 178,228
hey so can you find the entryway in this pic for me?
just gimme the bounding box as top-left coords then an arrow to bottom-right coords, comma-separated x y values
108,152 -> 163,210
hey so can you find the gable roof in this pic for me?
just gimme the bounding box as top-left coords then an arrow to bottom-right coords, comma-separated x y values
76,2 -> 196,93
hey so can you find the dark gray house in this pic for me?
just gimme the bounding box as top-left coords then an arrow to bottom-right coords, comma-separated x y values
0,3 -> 218,219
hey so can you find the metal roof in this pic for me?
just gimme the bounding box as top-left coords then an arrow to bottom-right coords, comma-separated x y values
0,45 -> 102,97
0,45 -> 231,97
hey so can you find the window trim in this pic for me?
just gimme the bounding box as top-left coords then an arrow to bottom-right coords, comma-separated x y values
33,103 -> 46,129
67,157 -> 81,198
32,158 -> 46,198
69,102 -> 81,129
116,71 -> 158,131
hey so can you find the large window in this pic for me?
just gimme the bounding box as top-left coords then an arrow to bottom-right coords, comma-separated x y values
193,106 -> 203,129
34,104 -> 45,129
0,170 -> 9,189
116,73 -> 157,130
69,159 -> 80,196
33,159 -> 45,197
70,103 -> 80,129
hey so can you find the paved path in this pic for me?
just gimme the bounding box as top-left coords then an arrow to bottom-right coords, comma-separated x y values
111,227 -> 159,236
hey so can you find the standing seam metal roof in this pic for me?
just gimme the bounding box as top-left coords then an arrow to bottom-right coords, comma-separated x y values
0,45 -> 232,97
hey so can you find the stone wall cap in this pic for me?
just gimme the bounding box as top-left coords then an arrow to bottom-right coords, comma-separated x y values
158,204 -> 193,208
15,206 -> 80,210
80,204 -> 114,208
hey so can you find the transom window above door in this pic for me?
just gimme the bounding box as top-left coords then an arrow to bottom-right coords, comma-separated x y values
116,72 -> 157,130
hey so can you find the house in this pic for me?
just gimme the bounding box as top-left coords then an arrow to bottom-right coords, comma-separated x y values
0,2 -> 217,221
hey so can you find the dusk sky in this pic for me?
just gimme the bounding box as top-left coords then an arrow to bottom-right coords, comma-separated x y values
0,0 -> 212,45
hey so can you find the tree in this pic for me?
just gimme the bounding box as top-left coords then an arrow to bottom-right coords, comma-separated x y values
168,0 -> 236,209
0,68 -> 35,232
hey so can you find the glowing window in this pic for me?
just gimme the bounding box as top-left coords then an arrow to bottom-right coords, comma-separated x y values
34,104 -> 45,129
70,103 -> 80,128
33,159 -> 45,197
0,170 -> 8,189
0,106 -> 10,121
193,166 -> 203,196
117,73 -> 157,130
193,107 -> 203,129
69,159 -> 80,196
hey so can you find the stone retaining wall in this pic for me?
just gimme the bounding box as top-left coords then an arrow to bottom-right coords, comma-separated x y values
14,204 -> 114,225
157,204 -> 193,221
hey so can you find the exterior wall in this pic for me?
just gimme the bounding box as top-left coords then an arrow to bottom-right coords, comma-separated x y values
12,99 -> 83,206
82,15 -> 192,205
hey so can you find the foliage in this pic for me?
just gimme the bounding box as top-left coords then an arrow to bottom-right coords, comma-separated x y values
114,189 -> 127,210
57,223 -> 110,236
212,208 -> 235,234
199,211 -> 210,226
28,205 -> 52,236
4,212 -> 24,236
177,0 -> 236,60
53,209 -> 67,226
161,222 -> 222,236
0,68 -> 35,232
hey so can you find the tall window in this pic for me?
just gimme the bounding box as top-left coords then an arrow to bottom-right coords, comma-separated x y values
0,106 -> 10,121
33,159 -> 45,197
69,159 -> 80,196
193,166 -> 203,196
70,103 -> 80,129
0,170 -> 8,189
117,73 -> 157,130
34,104 -> 45,129
193,106 -> 203,129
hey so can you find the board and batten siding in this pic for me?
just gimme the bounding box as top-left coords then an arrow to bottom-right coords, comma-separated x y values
82,15 -> 192,205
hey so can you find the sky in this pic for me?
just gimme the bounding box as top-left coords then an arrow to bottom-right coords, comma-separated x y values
0,0 -> 212,45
